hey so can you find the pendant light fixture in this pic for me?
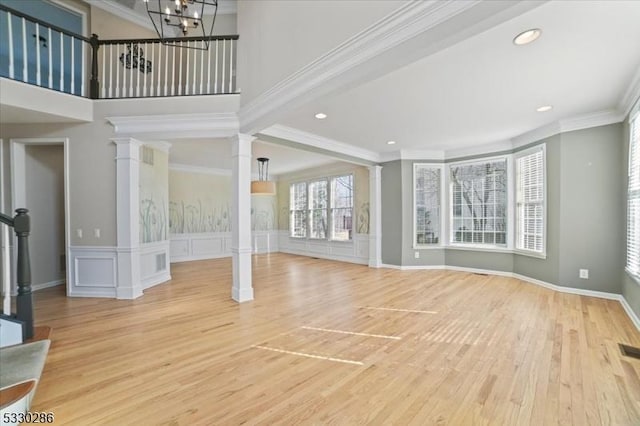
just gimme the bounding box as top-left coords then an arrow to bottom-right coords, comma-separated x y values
144,0 -> 218,50
251,157 -> 276,195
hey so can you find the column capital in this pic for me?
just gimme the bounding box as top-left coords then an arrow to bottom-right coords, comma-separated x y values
111,137 -> 143,146
230,133 -> 256,157
368,164 -> 383,172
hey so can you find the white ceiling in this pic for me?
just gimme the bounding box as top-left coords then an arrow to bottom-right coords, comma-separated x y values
168,138 -> 336,176
279,0 -> 640,153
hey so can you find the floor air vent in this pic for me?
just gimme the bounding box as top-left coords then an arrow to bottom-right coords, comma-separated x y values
619,343 -> 640,360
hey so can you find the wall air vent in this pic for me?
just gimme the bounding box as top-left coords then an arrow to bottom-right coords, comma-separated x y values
155,253 -> 166,273
619,343 -> 640,360
142,146 -> 154,165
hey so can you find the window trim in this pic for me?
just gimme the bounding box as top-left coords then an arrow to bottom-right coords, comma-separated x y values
626,104 -> 640,282
329,173 -> 355,242
289,181 -> 308,239
446,155 -> 512,250
413,163 -> 445,248
307,178 -> 329,240
288,173 -> 356,243
514,144 -> 547,259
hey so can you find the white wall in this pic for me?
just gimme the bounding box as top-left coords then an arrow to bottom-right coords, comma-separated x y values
237,1 -> 405,105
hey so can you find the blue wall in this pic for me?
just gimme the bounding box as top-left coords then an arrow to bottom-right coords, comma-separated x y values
0,0 -> 84,95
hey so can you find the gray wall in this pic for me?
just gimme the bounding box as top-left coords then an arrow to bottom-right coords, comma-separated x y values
558,124 -> 625,293
25,145 -> 65,287
381,161 -> 402,265
380,123 -> 628,297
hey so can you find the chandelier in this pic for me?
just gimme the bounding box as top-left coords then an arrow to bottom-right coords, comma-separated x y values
144,0 -> 218,50
251,158 -> 276,195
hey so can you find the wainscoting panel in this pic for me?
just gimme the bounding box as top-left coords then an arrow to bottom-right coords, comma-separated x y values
68,246 -> 118,298
277,231 -> 369,265
170,231 -> 279,263
140,240 -> 171,290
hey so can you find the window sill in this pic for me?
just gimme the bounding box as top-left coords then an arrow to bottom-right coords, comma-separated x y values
513,249 -> 547,260
412,245 -> 548,259
446,244 -> 511,254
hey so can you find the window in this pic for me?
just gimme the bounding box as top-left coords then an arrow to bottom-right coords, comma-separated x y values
450,159 -> 508,245
289,174 -> 355,241
414,165 -> 441,245
331,175 -> 353,241
515,147 -> 545,254
308,180 -> 328,239
627,109 -> 640,278
290,182 -> 307,237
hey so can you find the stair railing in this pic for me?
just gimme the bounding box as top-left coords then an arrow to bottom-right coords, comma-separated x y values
0,209 -> 33,340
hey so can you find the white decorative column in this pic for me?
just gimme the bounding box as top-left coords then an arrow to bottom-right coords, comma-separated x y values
113,138 -> 143,299
368,165 -> 383,268
231,133 -> 255,302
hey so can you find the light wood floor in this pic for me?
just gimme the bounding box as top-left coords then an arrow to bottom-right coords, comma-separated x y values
30,253 -> 640,425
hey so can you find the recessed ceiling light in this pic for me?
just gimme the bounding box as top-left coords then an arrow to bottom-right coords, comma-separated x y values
387,140 -> 396,145
513,28 -> 542,46
536,105 -> 553,112
315,113 -> 327,119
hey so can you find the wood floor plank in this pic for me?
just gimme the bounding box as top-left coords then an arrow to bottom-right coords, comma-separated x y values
21,254 -> 640,425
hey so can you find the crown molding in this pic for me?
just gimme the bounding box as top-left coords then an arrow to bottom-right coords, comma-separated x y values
558,109 -> 624,133
619,65 -> 640,118
239,0 -> 483,134
259,125 -> 380,163
169,163 -> 231,176
444,140 -> 512,160
169,162 -> 267,181
106,112 -> 239,138
264,105 -> 627,167
84,0 -> 159,34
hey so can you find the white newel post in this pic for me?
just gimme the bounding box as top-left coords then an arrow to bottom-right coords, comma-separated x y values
113,138 -> 143,299
231,134 -> 255,302
368,165 -> 383,268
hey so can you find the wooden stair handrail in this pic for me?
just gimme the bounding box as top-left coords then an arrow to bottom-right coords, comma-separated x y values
0,380 -> 36,410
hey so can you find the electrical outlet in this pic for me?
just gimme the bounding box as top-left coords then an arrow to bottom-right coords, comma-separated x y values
579,269 -> 589,279
414,251 -> 420,259
77,229 -> 83,238
94,228 -> 101,238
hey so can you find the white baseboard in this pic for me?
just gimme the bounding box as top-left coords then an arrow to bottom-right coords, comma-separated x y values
32,279 -> 65,292
380,263 -> 639,331
619,296 -> 640,331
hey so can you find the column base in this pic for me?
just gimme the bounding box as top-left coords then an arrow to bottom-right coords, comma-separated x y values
232,286 -> 254,303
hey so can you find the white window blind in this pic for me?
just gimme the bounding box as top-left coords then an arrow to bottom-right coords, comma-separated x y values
627,111 -> 640,277
414,165 -> 441,245
516,148 -> 545,253
289,182 -> 307,238
331,175 -> 353,241
450,159 -> 508,245
308,179 -> 328,239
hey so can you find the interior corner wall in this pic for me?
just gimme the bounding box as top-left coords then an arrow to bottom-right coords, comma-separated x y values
381,160 -> 402,265
558,123 -> 625,294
